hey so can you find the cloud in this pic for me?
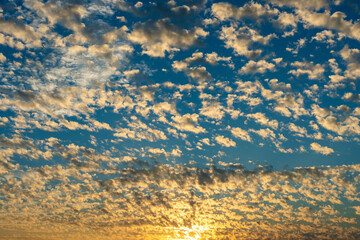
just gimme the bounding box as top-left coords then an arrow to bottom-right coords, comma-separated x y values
239,60 -> 275,74
185,66 -> 212,82
1,1 -> 360,238
0,135 -> 36,149
289,60 -> 325,80
88,44 -> 119,64
340,45 -> 360,62
247,112 -> 279,129
172,64 -> 212,83
353,206 -> 360,215
171,148 -> 182,157
276,12 -> 298,28
117,0 -> 207,20
211,2 -> 278,21
0,33 -> 26,50
68,45 -> 87,54
199,100 -> 225,120
219,26 -> 275,58
342,92 -> 360,102
297,9 -> 360,42
25,0 -> 91,44
231,127 -> 252,142
147,147 -> 168,158
272,94 -> 308,118
170,113 -> 206,133
204,52 -> 232,65
20,0 -> 129,70
310,142 -> 334,155
312,30 -> 336,44
339,45 -> 360,79
0,52 -> 6,63
0,151 -> 359,239
172,52 -> 232,82
174,52 -> 232,66
128,19 -> 208,57
235,80 -> 262,95
0,18 -> 42,47
269,0 -> 329,10
0,86 -> 106,118
215,135 -> 236,147
123,69 -> 140,77
328,58 -> 342,74
250,128 -> 276,139
288,123 -> 307,136
268,78 -> 291,91
115,118 -> 167,142
312,104 -> 360,135
233,80 -> 264,106
152,101 -> 178,117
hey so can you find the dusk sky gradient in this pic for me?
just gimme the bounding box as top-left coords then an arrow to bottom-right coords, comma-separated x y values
0,0 -> 360,239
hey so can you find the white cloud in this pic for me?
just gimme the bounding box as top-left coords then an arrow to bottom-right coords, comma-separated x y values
310,142 -> 334,155
0,33 -> 25,50
0,19 -> 42,47
0,52 -> 6,63
172,53 -> 217,82
204,52 -> 232,65
312,104 -> 360,135
211,2 -> 278,21
342,93 -> 360,102
277,12 -> 298,27
312,30 -> 336,44
339,46 -> 360,79
269,0 -> 328,10
128,19 -> 208,57
289,60 -> 325,80
25,0 -> 91,44
114,119 -> 168,142
268,79 -> 291,91
247,112 -> 279,129
328,58 -> 341,74
134,2 -> 143,8
199,100 -> 225,120
171,148 -> 182,157
352,108 -> 360,116
68,45 -> 87,54
219,26 -> 275,58
215,135 -> 236,147
231,127 -> 252,142
235,80 -> 262,95
250,128 -> 276,139
353,206 -> 360,215
297,10 -> 360,42
288,123 -> 307,136
170,113 -> 206,134
239,60 -> 275,74
123,69 -> 140,77
152,102 -> 177,117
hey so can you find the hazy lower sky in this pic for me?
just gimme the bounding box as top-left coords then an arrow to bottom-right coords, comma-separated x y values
0,0 -> 360,239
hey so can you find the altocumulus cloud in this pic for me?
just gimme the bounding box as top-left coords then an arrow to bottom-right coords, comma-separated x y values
0,0 -> 360,239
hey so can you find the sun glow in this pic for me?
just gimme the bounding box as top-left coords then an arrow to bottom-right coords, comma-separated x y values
170,225 -> 208,240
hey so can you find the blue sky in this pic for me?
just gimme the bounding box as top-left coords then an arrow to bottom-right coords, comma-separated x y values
0,0 -> 360,239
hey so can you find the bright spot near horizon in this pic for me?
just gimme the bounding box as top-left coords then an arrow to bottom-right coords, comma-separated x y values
171,225 -> 207,240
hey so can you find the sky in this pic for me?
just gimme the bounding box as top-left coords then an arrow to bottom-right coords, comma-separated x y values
0,0 -> 360,239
